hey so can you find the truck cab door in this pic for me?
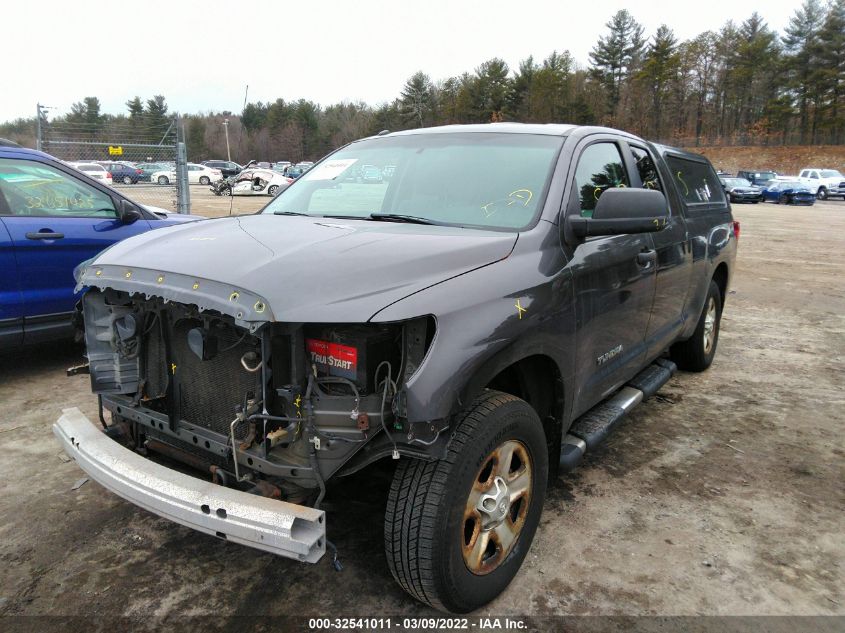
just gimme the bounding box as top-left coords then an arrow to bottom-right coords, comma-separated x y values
0,156 -> 152,344
0,216 -> 23,348
625,144 -> 692,357
564,140 -> 657,416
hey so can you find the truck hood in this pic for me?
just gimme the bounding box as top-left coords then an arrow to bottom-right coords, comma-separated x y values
84,214 -> 518,322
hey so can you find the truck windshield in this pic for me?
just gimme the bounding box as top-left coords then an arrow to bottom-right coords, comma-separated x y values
262,132 -> 564,230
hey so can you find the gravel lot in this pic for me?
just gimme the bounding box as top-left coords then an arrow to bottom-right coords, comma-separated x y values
0,198 -> 842,621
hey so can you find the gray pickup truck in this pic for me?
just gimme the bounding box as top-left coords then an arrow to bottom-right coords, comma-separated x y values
56,123 -> 737,613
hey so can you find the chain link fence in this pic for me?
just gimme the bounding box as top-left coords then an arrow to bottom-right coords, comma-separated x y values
40,114 -> 190,213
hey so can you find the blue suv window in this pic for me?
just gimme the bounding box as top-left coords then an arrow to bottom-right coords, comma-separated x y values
0,159 -> 117,218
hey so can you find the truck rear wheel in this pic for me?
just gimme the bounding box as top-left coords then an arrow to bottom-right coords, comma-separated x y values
384,390 -> 548,613
671,279 -> 722,372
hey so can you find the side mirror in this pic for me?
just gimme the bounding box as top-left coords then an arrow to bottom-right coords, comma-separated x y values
567,188 -> 669,238
119,199 -> 142,224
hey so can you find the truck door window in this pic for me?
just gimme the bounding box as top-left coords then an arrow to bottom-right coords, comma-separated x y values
0,158 -> 117,218
573,142 -> 629,217
630,146 -> 663,193
664,155 -> 725,205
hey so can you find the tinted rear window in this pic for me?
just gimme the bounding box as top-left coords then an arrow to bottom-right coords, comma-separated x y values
665,156 -> 725,205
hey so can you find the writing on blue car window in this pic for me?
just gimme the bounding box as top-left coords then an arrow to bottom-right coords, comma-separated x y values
0,159 -> 117,218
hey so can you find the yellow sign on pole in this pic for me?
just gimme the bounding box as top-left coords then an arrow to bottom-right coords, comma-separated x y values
108,146 -> 123,156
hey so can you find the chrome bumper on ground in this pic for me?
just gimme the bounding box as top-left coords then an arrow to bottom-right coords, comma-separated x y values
53,407 -> 325,563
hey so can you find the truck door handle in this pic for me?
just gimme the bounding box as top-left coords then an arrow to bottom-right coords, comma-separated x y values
637,249 -> 657,267
25,231 -> 65,240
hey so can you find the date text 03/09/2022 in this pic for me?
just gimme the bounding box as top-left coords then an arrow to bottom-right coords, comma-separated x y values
307,617 -> 528,630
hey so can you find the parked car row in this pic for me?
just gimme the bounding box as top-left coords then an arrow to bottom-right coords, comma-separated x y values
201,159 -> 317,196
151,163 -> 222,186
68,162 -> 113,185
67,160 -> 161,185
718,175 -> 817,206
201,159 -> 315,180
719,166 -> 845,205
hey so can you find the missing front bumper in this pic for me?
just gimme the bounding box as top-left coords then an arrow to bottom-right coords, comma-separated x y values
53,407 -> 325,563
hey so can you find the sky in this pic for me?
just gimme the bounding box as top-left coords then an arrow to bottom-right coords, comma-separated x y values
2,0 -> 807,123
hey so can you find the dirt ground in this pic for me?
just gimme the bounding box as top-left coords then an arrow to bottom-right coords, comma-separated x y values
0,195 -> 843,624
685,145 -> 845,177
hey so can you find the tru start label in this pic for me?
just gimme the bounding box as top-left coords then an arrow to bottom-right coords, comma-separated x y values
306,339 -> 358,379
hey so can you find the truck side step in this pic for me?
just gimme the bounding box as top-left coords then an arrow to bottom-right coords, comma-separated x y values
559,359 -> 677,472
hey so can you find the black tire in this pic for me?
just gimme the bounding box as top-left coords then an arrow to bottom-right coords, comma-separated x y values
778,194 -> 788,205
816,187 -> 828,201
122,175 -> 132,185
385,390 -> 548,613
199,176 -> 210,185
670,279 -> 722,372
268,185 -> 279,196
157,175 -> 169,185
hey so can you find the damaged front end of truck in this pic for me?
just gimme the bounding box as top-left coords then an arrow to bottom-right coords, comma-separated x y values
55,262 -> 438,563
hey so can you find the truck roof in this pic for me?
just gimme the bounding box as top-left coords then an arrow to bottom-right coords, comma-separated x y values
380,124 -> 709,161
385,122 -> 578,137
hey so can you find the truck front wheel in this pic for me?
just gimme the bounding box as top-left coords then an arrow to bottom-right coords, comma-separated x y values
817,187 -> 828,200
671,279 -> 722,371
384,390 -> 548,613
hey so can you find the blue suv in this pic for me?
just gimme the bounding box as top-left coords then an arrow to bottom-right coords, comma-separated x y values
0,147 -> 203,349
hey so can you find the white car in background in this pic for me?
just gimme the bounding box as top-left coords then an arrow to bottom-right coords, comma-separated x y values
151,163 -> 222,185
69,162 -> 113,185
796,168 -> 845,200
229,169 -> 293,196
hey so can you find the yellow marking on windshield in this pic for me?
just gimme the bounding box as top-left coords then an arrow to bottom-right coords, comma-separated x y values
481,189 -> 535,217
507,189 -> 533,205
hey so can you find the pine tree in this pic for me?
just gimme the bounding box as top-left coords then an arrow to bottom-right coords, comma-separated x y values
731,14 -> 780,140
82,97 -> 103,138
814,0 -> 845,142
126,96 -> 144,122
186,117 -> 207,160
508,56 -> 537,120
241,102 -> 267,134
686,32 -> 718,144
589,9 -> 645,121
399,71 -> 435,127
783,0 -> 825,143
145,95 -> 170,137
530,51 -> 573,123
637,25 -> 679,139
473,59 -> 512,121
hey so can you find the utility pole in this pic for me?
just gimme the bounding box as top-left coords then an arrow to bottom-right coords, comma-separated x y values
223,118 -> 231,162
175,116 -> 191,215
36,103 -> 47,151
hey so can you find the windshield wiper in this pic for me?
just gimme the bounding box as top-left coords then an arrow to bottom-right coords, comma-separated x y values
273,211 -> 311,216
367,213 -> 449,226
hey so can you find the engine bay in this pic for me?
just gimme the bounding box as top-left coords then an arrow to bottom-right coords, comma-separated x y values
82,287 -> 436,502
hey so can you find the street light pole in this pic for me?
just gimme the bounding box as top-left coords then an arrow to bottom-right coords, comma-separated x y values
223,119 -> 231,162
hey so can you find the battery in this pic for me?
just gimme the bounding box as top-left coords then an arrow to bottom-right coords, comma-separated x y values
305,325 -> 397,393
